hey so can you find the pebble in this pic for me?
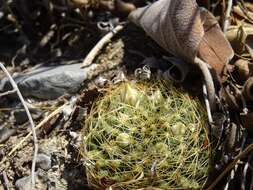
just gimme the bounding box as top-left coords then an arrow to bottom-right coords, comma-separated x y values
15,174 -> 34,190
0,128 -> 16,144
36,153 -> 51,170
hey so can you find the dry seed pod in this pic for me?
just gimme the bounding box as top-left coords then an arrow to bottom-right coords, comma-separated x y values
235,59 -> 252,82
226,26 -> 253,55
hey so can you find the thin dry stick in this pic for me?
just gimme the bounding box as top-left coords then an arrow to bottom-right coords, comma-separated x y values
2,171 -> 10,190
81,25 -> 124,68
194,57 -> 216,112
223,0 -> 233,32
241,154 -> 253,190
203,84 -> 213,124
0,103 -> 66,165
225,130 -> 247,190
207,143 -> 253,190
0,62 -> 38,189
0,89 -> 17,97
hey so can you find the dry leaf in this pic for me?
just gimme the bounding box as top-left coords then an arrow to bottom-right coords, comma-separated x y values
129,0 -> 234,77
198,9 -> 234,75
233,5 -> 253,24
234,59 -> 253,82
129,0 -> 204,62
226,25 -> 253,59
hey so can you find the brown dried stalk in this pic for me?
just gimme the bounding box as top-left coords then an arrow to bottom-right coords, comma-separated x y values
207,143 -> 253,190
81,25 -> 124,68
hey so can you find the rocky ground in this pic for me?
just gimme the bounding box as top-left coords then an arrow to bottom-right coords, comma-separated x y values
0,0 -> 253,189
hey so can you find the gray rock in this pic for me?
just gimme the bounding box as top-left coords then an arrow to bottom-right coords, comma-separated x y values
11,105 -> 42,125
0,63 -> 97,100
36,154 -> 52,170
12,109 -> 28,125
15,171 -> 47,190
15,175 -> 34,190
0,128 -> 16,143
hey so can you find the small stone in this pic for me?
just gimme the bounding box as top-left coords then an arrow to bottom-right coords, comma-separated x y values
15,171 -> 46,190
94,76 -> 108,87
15,175 -> 33,190
36,154 -> 51,170
0,128 -> 16,143
12,109 -> 28,125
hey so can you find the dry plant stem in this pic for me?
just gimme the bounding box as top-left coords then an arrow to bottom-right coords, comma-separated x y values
3,171 -> 10,190
203,84 -> 213,123
0,62 -> 38,189
81,25 -> 124,68
224,125 -> 245,189
0,89 -> 17,97
223,0 -> 233,32
0,103 -> 66,166
224,168 -> 236,190
238,1 -> 253,22
207,143 -> 253,190
241,154 -> 253,190
194,57 -> 216,112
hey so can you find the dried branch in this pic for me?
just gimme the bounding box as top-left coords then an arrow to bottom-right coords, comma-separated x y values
0,62 -> 38,189
2,171 -> 10,190
194,57 -> 216,112
207,142 -> 253,190
223,0 -> 233,32
81,25 -> 124,68
0,89 -> 17,97
241,154 -> 253,190
203,84 -> 213,124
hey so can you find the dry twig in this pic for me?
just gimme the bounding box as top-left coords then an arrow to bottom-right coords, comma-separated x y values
223,0 -> 233,32
194,57 -> 216,112
2,171 -> 10,190
203,84 -> 213,124
81,25 -> 124,68
207,142 -> 253,190
0,103 -> 67,165
0,62 -> 38,189
0,89 -> 17,97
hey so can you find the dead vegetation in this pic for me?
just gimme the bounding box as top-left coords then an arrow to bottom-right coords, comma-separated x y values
0,0 -> 253,189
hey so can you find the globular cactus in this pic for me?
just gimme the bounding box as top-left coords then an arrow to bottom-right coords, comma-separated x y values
82,81 -> 210,190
